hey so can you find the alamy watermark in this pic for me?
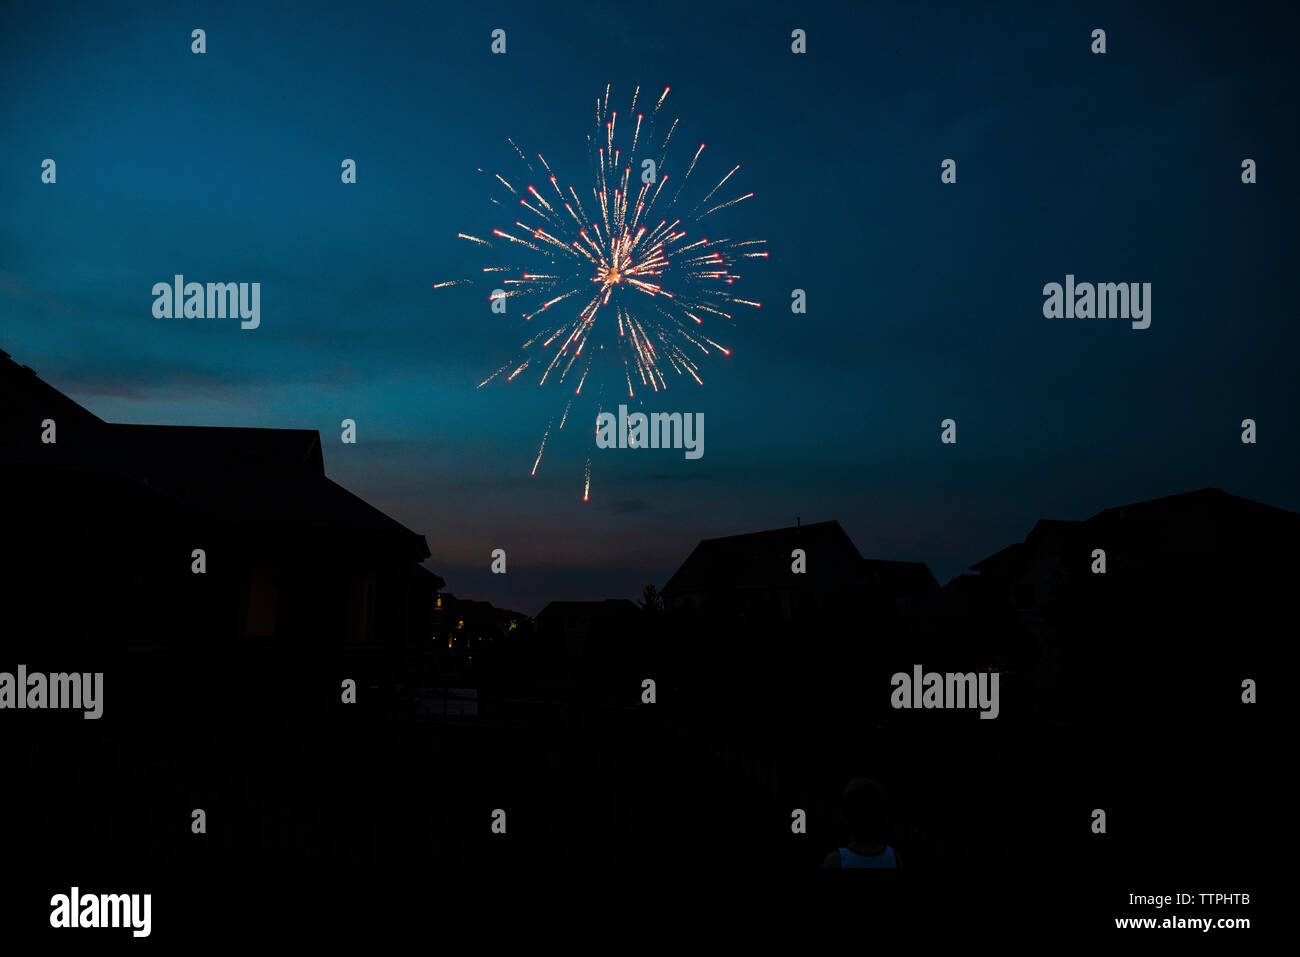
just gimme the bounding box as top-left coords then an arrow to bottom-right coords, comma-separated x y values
1043,274 -> 1150,330
596,404 -> 703,459
152,275 -> 260,329
50,887 -> 150,937
890,664 -> 999,719
0,665 -> 103,719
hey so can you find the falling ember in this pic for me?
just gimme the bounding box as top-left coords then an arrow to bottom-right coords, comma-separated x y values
437,84 -> 765,496
531,417 -> 554,475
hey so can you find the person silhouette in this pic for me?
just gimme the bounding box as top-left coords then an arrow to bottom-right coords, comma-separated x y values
821,777 -> 899,868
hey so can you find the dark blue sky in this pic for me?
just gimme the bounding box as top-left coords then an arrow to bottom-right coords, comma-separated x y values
3,0 -> 1297,614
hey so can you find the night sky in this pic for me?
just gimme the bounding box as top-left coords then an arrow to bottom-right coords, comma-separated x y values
3,0 -> 1296,614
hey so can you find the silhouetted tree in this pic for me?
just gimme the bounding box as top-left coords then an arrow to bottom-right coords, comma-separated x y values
640,584 -> 663,613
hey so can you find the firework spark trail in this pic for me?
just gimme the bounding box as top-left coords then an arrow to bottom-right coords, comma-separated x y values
439,84 -> 764,496
700,191 -> 755,220
656,118 -> 678,169
531,417 -> 553,475
693,164 -> 740,215
670,143 -> 705,207
575,355 -> 593,394
478,360 -> 513,388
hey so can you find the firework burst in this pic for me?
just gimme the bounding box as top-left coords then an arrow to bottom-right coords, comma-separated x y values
436,85 -> 765,499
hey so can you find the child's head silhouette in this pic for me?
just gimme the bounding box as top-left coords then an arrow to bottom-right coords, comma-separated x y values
843,777 -> 888,842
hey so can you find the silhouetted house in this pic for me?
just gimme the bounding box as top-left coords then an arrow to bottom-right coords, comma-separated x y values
660,520 -> 937,625
892,518 -> 1084,668
536,599 -> 639,642
961,487 -> 1297,637
438,593 -> 529,649
970,520 -> 1081,608
899,488 -> 1300,720
405,564 -> 447,655
0,349 -> 442,716
532,599 -> 642,687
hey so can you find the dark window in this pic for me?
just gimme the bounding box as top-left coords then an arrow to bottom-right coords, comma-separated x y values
349,574 -> 377,643
244,569 -> 279,637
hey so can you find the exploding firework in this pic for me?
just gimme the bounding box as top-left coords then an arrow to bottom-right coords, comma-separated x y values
436,84 -> 765,498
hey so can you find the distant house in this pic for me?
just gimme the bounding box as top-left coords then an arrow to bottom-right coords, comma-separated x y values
898,518 -> 1091,656
959,487 -> 1299,623
660,520 -> 937,624
536,599 -> 640,642
438,592 -> 529,649
532,599 -> 643,678
898,487 -> 1300,702
0,349 -> 442,712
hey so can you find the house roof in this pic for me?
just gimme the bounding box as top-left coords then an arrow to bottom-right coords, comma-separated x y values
896,572 -> 1007,625
969,520 -> 1081,575
662,521 -> 861,595
863,558 -> 939,597
0,350 -> 430,560
0,348 -> 104,428
414,565 -> 445,586
968,542 -> 1024,574
661,520 -> 937,600
1088,487 -> 1299,525
967,487 -> 1300,580
105,423 -> 324,473
450,596 -> 530,625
